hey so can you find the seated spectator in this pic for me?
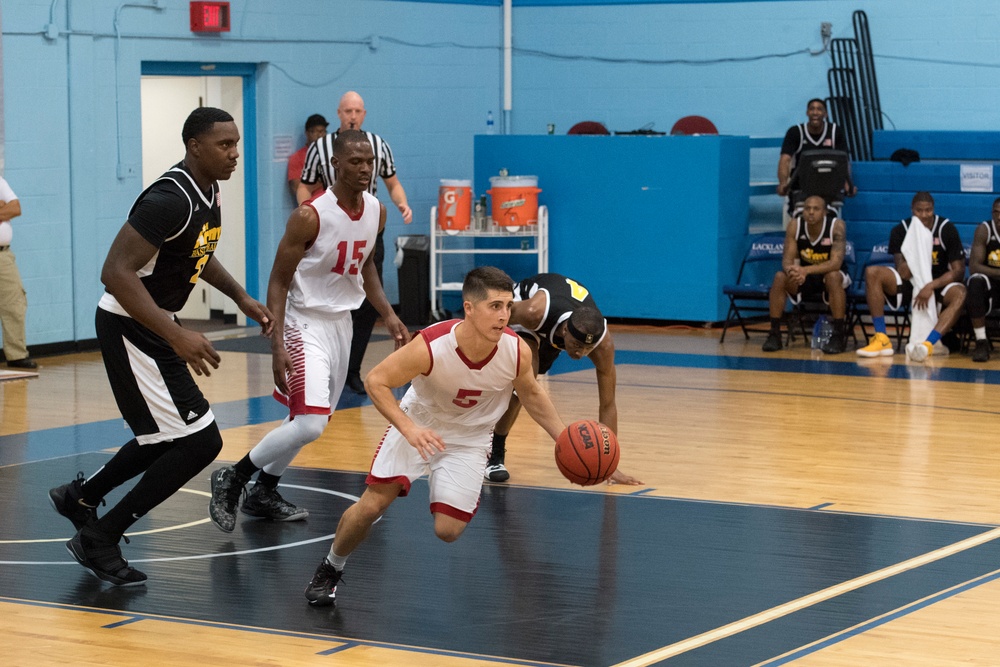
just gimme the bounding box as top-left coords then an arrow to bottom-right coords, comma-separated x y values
964,196 -> 1000,362
762,195 -> 850,354
856,192 -> 966,361
776,98 -> 856,217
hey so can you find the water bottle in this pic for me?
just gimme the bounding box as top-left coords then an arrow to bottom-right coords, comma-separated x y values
811,316 -> 833,350
478,195 -> 488,230
473,197 -> 485,232
486,111 -> 495,135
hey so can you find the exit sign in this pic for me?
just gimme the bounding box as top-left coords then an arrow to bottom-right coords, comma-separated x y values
190,2 -> 230,33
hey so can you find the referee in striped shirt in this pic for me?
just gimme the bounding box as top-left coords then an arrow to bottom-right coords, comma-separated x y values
297,90 -> 412,395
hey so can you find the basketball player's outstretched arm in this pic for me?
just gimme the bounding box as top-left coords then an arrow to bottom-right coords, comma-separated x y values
200,256 -> 273,336
588,336 -> 643,485
511,339 -> 566,442
364,337 -> 446,460
589,336 -> 619,435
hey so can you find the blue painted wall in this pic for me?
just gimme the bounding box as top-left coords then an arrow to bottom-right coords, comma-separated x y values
2,0 -> 999,344
1,0 -> 500,344
508,0 -> 1000,137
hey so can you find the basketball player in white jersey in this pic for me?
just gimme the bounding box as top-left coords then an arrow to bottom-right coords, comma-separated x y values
208,130 -> 409,532
303,266 -> 568,607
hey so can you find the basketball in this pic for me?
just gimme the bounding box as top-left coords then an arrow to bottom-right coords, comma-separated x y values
554,420 -> 620,485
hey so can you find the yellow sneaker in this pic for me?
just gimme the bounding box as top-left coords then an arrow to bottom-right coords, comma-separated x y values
856,332 -> 894,357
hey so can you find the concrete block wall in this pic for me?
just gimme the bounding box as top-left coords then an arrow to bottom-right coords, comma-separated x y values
2,0 -> 1000,344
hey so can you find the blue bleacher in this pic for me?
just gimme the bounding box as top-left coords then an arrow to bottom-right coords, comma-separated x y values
872,130 -> 1000,161
845,191 -> 989,225
840,129 -> 999,263
851,161 -> 1000,194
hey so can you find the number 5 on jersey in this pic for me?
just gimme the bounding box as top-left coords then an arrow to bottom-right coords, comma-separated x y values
331,240 -> 368,275
453,389 -> 482,408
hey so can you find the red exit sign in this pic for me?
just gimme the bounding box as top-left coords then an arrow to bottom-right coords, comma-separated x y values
190,2 -> 230,33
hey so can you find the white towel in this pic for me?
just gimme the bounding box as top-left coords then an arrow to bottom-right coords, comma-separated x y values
900,215 -> 937,343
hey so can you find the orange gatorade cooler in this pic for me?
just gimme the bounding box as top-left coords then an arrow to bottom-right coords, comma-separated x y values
437,179 -> 472,234
487,176 -> 541,230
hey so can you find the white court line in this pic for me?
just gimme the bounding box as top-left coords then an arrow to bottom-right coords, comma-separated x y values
611,526 -> 1000,667
0,483 -> 360,564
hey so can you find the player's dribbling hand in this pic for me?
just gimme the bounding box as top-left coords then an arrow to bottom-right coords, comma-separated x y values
607,469 -> 644,486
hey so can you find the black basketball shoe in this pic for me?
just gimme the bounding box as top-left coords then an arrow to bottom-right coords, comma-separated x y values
484,448 -> 510,483
209,466 -> 250,532
66,526 -> 146,587
242,484 -> 309,521
49,472 -> 102,531
762,331 -> 783,352
304,559 -> 343,607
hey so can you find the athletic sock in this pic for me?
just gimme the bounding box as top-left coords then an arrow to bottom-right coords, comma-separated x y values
256,471 -> 281,490
927,330 -> 942,345
233,453 -> 260,480
326,550 -> 348,572
769,317 -> 782,334
873,316 -> 887,335
975,326 -> 987,340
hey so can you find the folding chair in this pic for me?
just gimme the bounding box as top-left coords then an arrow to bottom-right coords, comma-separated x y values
789,239 -> 857,347
720,232 -> 785,342
850,244 -> 910,351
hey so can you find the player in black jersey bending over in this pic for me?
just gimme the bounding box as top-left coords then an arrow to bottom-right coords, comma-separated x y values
485,273 -> 642,486
48,107 -> 273,586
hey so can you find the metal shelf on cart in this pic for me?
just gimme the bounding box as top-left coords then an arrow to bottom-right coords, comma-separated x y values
437,228 -> 540,237
429,205 -> 548,319
434,248 -> 539,254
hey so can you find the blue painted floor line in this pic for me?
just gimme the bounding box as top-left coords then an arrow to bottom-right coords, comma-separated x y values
550,348 -> 1000,385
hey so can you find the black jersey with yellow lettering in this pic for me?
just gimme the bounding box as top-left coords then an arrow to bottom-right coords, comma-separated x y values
513,273 -> 607,352
888,215 -> 965,280
126,162 -> 222,312
793,210 -> 841,270
976,219 -> 1000,269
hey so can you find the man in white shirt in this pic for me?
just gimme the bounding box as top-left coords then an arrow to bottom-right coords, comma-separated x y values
0,175 -> 35,369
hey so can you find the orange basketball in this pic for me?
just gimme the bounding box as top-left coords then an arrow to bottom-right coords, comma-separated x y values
554,420 -> 620,485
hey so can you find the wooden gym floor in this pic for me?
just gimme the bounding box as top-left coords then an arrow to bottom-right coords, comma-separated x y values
2,323 -> 1000,666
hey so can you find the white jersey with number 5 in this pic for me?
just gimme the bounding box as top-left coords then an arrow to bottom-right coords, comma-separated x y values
287,189 -> 380,315
401,319 -> 522,446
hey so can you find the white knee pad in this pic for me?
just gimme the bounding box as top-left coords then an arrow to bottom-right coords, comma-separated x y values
251,413 -> 329,475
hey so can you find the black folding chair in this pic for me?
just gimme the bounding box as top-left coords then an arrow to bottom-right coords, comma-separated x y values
720,233 -> 785,342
